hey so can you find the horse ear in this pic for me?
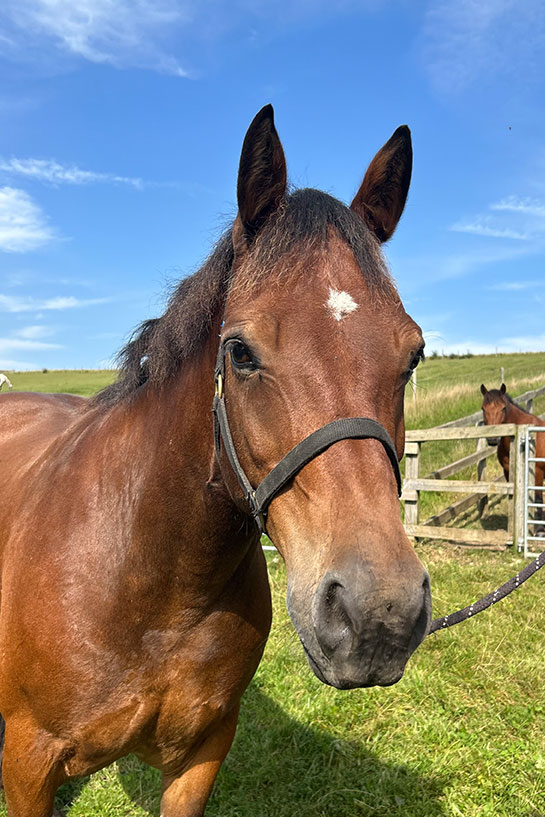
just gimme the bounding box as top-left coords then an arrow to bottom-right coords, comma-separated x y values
480,384 -> 488,396
500,383 -> 506,394
233,104 -> 287,253
350,125 -> 412,243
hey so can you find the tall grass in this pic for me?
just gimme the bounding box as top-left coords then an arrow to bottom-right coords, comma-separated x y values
406,353 -> 545,430
406,372 -> 545,429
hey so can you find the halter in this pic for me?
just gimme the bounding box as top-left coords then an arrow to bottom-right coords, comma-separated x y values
212,339 -> 402,534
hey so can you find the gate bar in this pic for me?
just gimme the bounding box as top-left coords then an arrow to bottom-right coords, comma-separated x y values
524,426 -> 545,558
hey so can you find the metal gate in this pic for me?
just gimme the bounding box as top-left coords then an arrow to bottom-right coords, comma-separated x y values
523,426 -> 545,558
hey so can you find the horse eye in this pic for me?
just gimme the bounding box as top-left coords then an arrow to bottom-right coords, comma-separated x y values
230,341 -> 254,370
407,347 -> 425,374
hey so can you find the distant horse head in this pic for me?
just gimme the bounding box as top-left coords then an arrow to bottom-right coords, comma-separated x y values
218,106 -> 431,689
481,383 -> 507,445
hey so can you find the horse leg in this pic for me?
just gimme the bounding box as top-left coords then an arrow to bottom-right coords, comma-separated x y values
1,717 -> 66,817
160,706 -> 239,817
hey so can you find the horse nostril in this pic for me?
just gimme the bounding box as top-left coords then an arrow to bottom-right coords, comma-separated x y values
325,581 -> 342,610
313,578 -> 353,658
386,602 -> 393,612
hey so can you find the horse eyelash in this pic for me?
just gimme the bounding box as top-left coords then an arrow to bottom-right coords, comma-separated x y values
409,348 -> 425,371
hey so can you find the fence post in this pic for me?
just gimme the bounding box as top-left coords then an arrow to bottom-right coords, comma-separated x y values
526,397 -> 533,413
404,441 -> 420,528
476,421 -> 488,518
512,425 -> 526,551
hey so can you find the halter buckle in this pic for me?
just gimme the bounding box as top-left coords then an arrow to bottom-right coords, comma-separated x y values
215,373 -> 223,399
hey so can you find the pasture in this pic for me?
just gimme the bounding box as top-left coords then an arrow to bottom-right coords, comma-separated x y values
1,357 -> 544,816
404,352 -> 545,528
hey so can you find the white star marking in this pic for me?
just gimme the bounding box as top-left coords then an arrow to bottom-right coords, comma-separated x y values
326,288 -> 359,321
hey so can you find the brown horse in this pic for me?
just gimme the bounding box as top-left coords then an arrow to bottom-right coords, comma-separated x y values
0,106 -> 431,817
481,384 -> 545,528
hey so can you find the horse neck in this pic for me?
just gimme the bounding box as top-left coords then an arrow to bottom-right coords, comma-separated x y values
101,317 -> 256,582
504,400 -> 533,424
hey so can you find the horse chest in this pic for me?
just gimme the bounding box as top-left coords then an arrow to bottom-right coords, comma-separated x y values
57,613 -> 266,778
127,617 -> 266,769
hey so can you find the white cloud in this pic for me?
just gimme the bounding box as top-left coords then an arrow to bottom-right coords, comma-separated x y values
14,324 -> 56,339
425,338 -> 502,356
0,293 -> 111,312
487,281 -> 535,291
1,1 -> 372,77
500,332 -> 545,351
0,186 -> 56,252
397,243 -> 532,288
0,337 -> 62,351
421,0 -> 545,93
426,333 -> 545,355
0,358 -> 40,370
0,0 -> 190,76
450,220 -> 528,240
0,157 -> 144,189
449,195 -> 545,243
491,196 -> 545,219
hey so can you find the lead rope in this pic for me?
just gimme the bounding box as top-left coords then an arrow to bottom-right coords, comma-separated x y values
427,548 -> 544,635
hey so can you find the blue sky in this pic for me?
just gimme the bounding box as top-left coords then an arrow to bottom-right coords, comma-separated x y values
1,0 -> 544,370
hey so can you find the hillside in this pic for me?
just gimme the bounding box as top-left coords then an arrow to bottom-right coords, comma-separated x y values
406,351 -> 545,429
5,352 -> 545,424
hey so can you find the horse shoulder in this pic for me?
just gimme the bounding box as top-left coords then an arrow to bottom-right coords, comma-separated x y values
0,391 -> 86,442
0,393 -> 88,556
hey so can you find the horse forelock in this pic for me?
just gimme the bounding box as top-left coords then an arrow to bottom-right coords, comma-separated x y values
229,188 -> 396,300
483,390 -> 504,406
93,188 -> 396,407
483,389 -> 523,411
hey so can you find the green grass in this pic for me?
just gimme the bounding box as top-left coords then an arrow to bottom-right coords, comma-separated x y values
3,369 -> 115,396
407,351 -> 545,429
5,350 -> 545,417
1,359 -> 544,816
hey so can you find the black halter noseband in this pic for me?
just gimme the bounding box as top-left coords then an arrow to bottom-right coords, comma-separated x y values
212,340 -> 402,534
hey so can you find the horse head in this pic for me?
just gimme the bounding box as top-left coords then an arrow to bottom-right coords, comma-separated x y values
216,106 -> 431,690
480,383 -> 507,445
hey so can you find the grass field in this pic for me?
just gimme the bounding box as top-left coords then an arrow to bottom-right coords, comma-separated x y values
5,350 -> 545,421
1,357 -> 544,816
2,368 -> 115,396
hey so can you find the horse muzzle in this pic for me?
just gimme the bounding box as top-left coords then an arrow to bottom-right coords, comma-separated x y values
287,566 -> 432,689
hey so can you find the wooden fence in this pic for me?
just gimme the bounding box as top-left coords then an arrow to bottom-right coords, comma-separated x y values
402,384 -> 545,549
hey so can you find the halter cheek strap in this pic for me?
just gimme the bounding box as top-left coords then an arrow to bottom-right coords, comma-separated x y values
212,341 -> 402,534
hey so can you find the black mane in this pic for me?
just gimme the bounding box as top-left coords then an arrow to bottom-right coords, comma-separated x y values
94,188 -> 394,406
